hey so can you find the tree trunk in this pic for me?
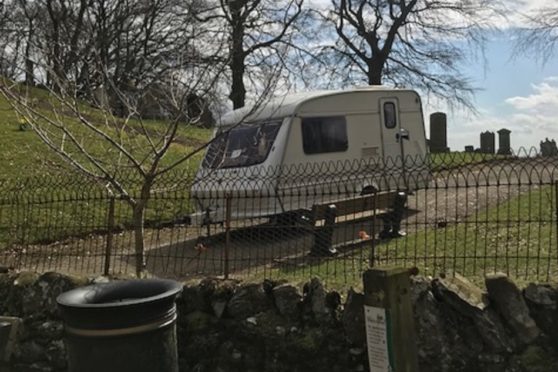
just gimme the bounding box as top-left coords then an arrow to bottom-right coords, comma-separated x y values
367,60 -> 383,85
132,203 -> 146,277
25,19 -> 34,86
228,2 -> 247,110
25,58 -> 34,87
229,53 -> 246,109
131,177 -> 154,277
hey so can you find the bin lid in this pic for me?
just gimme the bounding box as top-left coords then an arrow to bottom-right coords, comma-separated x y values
57,279 -> 182,332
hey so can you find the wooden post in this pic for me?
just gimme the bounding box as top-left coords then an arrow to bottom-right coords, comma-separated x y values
362,267 -> 418,372
224,194 -> 232,279
104,197 -> 115,276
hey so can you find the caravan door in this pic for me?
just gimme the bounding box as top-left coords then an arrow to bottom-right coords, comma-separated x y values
380,98 -> 404,162
379,98 -> 409,189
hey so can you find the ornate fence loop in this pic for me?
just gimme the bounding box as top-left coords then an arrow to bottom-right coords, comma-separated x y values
0,150 -> 557,284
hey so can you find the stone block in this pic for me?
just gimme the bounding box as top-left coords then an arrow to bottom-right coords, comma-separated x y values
485,273 -> 540,344
273,284 -> 302,318
432,273 -> 488,317
0,316 -> 22,362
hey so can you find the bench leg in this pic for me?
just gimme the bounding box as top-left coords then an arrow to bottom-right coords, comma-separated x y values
379,192 -> 407,239
311,204 -> 338,256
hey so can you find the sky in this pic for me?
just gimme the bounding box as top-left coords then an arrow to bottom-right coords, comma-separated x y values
306,0 -> 558,152
437,33 -> 558,152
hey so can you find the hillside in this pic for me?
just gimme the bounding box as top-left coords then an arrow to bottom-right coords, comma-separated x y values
0,86 -> 213,180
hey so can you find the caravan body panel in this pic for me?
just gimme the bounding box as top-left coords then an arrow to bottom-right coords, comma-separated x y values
191,87 -> 429,224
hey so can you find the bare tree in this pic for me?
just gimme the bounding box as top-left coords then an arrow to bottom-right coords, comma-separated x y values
35,0 -> 89,88
312,0 -> 501,108
0,0 -> 222,276
514,6 -> 558,64
31,0 -> 199,106
195,0 -> 304,109
1,0 -> 208,108
0,8 -> 286,275
0,0 -> 39,83
1,75 -> 215,277
0,1 -> 18,79
19,0 -> 40,86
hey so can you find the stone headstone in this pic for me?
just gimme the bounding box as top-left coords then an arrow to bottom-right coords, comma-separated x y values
497,128 -> 512,155
429,112 -> 449,153
464,145 -> 474,153
540,138 -> 558,157
480,131 -> 495,154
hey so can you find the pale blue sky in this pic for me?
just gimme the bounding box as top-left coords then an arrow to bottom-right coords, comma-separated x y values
427,32 -> 558,152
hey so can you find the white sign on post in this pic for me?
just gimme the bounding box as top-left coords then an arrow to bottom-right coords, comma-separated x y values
364,305 -> 392,372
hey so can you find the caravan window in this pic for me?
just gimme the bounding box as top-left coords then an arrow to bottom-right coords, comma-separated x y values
202,121 -> 281,168
301,116 -> 348,154
383,102 -> 397,128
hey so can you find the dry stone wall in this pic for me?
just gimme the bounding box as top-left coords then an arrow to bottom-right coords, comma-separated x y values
0,271 -> 557,372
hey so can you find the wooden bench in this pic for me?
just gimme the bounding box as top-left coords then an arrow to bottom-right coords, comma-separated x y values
309,191 -> 399,256
311,191 -> 397,223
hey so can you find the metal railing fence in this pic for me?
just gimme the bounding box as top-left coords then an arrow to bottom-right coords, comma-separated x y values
1,149 -> 557,285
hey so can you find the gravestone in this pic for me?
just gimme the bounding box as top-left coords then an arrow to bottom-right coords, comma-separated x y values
429,112 -> 449,153
464,145 -> 474,153
497,128 -> 512,155
480,131 -> 495,154
540,138 -> 558,157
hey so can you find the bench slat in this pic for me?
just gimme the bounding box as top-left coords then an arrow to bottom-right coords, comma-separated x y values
311,191 -> 397,220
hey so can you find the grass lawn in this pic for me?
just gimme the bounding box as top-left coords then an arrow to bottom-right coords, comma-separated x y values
261,185 -> 558,290
428,151 -> 506,170
0,85 -> 212,245
0,85 -> 212,179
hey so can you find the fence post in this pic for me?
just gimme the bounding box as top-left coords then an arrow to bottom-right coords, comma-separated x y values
104,197 -> 115,276
363,267 -> 418,372
224,194 -> 232,280
369,191 -> 378,267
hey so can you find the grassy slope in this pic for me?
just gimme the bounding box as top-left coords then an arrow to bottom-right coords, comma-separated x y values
0,86 -> 212,244
0,87 -> 211,179
0,93 -> 59,178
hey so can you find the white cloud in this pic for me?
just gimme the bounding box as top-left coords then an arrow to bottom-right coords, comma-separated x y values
441,76 -> 558,150
506,81 -> 558,112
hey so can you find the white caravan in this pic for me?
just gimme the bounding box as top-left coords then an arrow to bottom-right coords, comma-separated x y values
190,86 -> 429,224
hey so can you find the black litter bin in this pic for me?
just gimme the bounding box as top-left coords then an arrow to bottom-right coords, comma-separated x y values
57,279 -> 182,372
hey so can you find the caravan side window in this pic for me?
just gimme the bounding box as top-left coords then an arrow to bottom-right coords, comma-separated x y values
301,116 -> 348,154
383,102 -> 397,128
